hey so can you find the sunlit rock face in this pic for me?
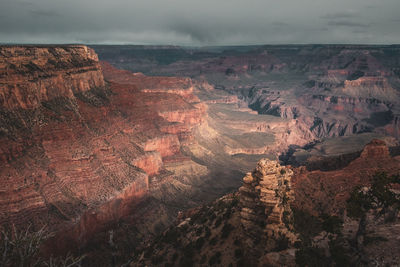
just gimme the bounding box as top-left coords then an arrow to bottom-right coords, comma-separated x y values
239,159 -> 297,245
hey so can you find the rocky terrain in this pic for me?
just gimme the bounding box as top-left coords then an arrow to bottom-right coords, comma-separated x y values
94,45 -> 400,147
132,159 -> 299,267
0,45 -> 314,263
1,44 -> 399,266
0,45 -> 213,255
131,140 -> 400,266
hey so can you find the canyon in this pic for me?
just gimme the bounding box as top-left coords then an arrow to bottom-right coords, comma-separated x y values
96,45 -> 400,142
0,45 -> 306,259
0,44 -> 399,265
133,140 -> 400,267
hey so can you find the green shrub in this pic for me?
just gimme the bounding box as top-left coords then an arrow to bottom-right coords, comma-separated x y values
234,248 -> 243,258
195,227 -> 203,236
221,223 -> 233,239
151,255 -> 163,265
195,237 -> 205,249
295,245 -> 329,267
209,236 -> 218,246
275,234 -> 289,251
293,208 -> 323,242
208,251 -> 221,265
321,214 -> 343,234
171,253 -> 178,262
329,237 -> 351,266
215,217 -> 222,228
0,225 -> 84,267
204,227 -> 211,238
163,228 -> 179,245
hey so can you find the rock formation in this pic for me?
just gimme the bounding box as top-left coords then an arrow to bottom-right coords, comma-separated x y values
1,44 -> 399,264
95,45 -> 400,142
1,45 -> 318,261
239,159 -> 297,247
0,45 -> 105,110
127,139 -> 399,267
0,45 -> 208,254
292,139 -> 400,216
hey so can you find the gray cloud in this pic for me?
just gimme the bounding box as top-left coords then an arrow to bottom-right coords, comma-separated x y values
327,20 -> 370,28
320,11 -> 358,19
0,0 -> 399,45
29,9 -> 60,17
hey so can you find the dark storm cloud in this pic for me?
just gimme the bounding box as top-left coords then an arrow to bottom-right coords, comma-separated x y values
0,0 -> 399,45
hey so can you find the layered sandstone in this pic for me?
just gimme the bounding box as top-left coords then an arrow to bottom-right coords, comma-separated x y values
0,45 -> 105,110
239,159 -> 297,243
0,46 -> 207,254
95,45 -> 400,144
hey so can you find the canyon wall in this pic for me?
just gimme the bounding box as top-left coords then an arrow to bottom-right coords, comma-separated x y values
0,46 -> 208,253
0,45 -> 105,110
2,46 -> 297,260
2,44 -> 399,263
292,139 -> 400,216
95,45 -> 400,144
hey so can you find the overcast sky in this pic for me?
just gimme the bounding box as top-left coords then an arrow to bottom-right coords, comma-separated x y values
1,0 -> 399,45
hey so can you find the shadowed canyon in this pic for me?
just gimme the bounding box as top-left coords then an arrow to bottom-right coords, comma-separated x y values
0,44 -> 399,266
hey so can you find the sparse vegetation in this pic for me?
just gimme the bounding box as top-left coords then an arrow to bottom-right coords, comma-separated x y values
195,237 -> 205,249
0,224 -> 84,267
295,171 -> 400,266
275,234 -> 289,251
208,251 -> 221,265
321,214 -> 343,234
234,248 -> 243,258
293,208 -> 323,242
133,195 -> 243,266
295,245 -> 329,267
346,172 -> 400,250
221,223 -> 233,239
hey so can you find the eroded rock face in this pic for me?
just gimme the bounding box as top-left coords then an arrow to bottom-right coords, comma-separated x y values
0,46 -> 208,254
95,45 -> 400,142
292,139 -> 400,216
0,45 -> 105,110
239,159 -> 297,243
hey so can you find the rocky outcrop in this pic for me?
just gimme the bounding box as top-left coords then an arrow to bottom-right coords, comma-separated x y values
292,139 -> 400,216
128,139 -> 399,267
343,77 -> 398,100
239,159 -> 297,244
143,135 -> 181,158
247,89 -> 393,140
0,45 -> 105,110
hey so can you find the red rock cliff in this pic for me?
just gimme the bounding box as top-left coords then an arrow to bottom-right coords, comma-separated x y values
292,139 -> 400,216
0,46 -> 206,253
0,45 -> 105,110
